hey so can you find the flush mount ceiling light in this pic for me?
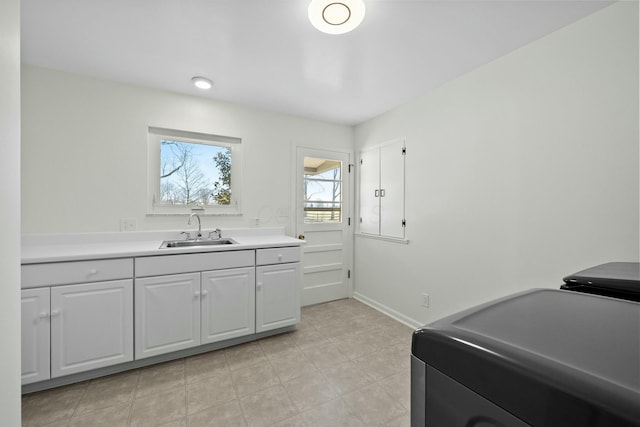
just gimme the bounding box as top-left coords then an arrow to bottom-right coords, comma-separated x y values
191,76 -> 213,90
308,0 -> 366,35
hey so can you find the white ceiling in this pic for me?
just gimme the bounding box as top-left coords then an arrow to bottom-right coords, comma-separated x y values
21,0 -> 612,125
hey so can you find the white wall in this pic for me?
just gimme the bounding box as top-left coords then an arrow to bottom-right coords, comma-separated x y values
21,66 -> 353,234
0,0 -> 22,423
354,2 -> 639,327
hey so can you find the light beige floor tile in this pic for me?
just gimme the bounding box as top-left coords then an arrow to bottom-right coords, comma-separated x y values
188,399 -> 246,427
158,417 -> 187,427
384,411 -> 411,427
269,413 -> 308,427
186,350 -> 228,384
136,360 -> 185,398
67,402 -> 131,427
331,334 -> 378,360
129,387 -> 186,427
239,385 -> 297,427
292,328 -> 331,351
353,351 -> 404,381
378,371 -> 411,410
301,343 -> 350,371
22,383 -> 88,427
281,370 -> 337,413
39,419 -> 69,427
322,360 -> 374,395
74,370 -> 138,415
187,369 -> 236,414
224,342 -> 267,371
259,332 -> 299,357
268,347 -> 317,383
342,383 -> 406,426
231,362 -> 280,397
299,398 -> 365,427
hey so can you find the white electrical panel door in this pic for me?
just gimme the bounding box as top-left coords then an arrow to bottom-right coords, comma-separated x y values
380,141 -> 405,238
359,147 -> 380,235
21,287 -> 51,385
135,273 -> 200,359
256,263 -> 300,333
201,267 -> 255,344
359,138 -> 406,238
51,280 -> 133,377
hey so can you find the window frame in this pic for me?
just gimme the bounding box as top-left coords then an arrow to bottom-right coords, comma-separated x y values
147,127 -> 242,216
303,161 -> 343,224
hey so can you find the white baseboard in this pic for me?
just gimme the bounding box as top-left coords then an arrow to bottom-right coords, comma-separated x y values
353,292 -> 423,329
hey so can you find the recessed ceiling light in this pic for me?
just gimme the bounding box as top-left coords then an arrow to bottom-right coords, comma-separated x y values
308,0 -> 366,35
192,76 -> 213,90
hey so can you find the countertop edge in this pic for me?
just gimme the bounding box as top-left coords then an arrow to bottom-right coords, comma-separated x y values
21,229 -> 304,264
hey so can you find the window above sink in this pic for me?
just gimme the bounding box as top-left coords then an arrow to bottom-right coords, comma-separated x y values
147,127 -> 243,216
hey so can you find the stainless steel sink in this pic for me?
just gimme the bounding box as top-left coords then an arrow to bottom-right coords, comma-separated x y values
159,238 -> 237,249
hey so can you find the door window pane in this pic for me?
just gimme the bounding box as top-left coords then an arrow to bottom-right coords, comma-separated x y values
303,157 -> 342,223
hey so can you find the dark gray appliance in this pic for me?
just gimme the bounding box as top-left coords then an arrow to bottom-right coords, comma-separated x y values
561,262 -> 640,302
411,289 -> 640,427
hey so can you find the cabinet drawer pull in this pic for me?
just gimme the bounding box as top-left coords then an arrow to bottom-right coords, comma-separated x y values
39,311 -> 49,319
201,290 -> 209,296
194,291 -> 201,298
257,282 -> 262,290
88,269 -> 98,275
50,310 -> 60,317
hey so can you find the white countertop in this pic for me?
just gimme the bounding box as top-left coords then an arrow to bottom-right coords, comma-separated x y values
22,228 -> 303,264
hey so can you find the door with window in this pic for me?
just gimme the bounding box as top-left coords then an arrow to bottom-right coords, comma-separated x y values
296,147 -> 352,306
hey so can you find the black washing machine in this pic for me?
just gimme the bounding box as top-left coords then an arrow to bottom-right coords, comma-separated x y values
560,262 -> 639,302
411,287 -> 640,427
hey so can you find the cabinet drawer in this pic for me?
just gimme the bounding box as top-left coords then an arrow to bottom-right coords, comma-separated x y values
135,250 -> 255,277
22,258 -> 133,288
256,247 -> 301,265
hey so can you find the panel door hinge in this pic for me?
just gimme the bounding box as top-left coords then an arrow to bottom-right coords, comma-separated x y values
360,217 -> 363,223
348,217 -> 351,226
348,163 -> 354,173
347,269 -> 351,279
402,147 -> 406,155
360,158 -> 363,165
402,219 -> 406,227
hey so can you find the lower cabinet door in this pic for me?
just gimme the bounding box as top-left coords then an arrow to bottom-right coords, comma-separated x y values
21,287 -> 51,385
50,280 -> 133,378
201,267 -> 256,344
256,263 -> 300,333
135,273 -> 201,359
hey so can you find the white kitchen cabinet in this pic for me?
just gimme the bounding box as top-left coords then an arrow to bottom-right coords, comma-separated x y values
50,279 -> 133,378
21,288 -> 50,385
359,138 -> 406,238
135,273 -> 201,359
256,247 -> 301,333
201,267 -> 255,344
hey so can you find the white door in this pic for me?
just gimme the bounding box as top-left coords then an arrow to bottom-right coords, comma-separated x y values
50,280 -> 133,377
201,267 -> 255,344
21,288 -> 50,385
256,263 -> 300,333
135,273 -> 200,359
296,147 -> 352,306
359,147 -> 380,235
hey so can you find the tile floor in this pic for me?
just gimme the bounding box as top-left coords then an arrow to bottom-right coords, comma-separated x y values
22,298 -> 414,427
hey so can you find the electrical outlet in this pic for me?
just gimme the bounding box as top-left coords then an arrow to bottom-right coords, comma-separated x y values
120,218 -> 137,232
421,293 -> 430,308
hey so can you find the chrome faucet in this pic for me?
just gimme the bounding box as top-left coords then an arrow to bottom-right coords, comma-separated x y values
188,213 -> 202,239
208,228 -> 222,240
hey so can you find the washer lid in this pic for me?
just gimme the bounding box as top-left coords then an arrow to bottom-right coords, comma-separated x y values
562,262 -> 640,294
412,289 -> 640,426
